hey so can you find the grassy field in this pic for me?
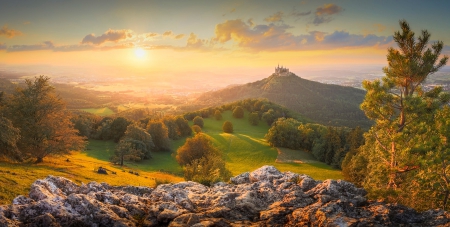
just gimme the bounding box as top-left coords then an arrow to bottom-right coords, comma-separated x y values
0,150 -> 183,204
0,109 -> 342,204
80,107 -> 115,116
200,111 -> 342,180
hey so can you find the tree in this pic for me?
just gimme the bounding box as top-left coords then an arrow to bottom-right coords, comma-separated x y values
146,120 -> 171,151
356,20 -> 449,189
214,110 -> 223,121
262,109 -> 276,125
111,139 -> 145,166
248,112 -> 259,126
122,124 -> 154,158
176,133 -> 231,185
0,116 -> 22,161
110,117 -> 131,142
192,125 -> 202,134
193,116 -> 204,128
222,121 -> 233,133
232,106 -> 244,118
175,116 -> 192,137
265,118 -> 301,149
5,76 -> 85,163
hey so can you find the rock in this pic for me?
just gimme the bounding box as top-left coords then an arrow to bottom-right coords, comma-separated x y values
0,166 -> 448,226
97,167 -> 107,174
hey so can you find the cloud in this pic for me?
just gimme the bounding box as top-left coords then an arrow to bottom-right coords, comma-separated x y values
163,31 -> 173,37
213,19 -> 392,51
292,10 -> 311,17
186,33 -> 209,49
0,25 -> 22,38
0,43 -> 6,50
264,11 -> 284,23
174,34 -> 185,39
7,41 -> 55,52
144,32 -> 159,38
81,29 -> 133,45
313,4 -> 343,26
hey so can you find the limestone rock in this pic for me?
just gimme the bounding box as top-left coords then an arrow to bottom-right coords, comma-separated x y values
0,166 -> 449,226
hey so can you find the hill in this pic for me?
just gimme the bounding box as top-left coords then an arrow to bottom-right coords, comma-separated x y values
195,74 -> 371,128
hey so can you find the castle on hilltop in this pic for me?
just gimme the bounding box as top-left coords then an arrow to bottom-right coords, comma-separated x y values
275,64 -> 290,76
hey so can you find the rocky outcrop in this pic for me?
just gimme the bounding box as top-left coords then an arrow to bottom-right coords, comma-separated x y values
0,165 -> 449,226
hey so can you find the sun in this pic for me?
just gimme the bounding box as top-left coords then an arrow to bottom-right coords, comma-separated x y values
134,48 -> 146,58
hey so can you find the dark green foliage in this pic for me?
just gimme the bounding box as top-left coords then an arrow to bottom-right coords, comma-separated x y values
265,118 -> 364,168
110,117 -> 131,142
222,121 -> 233,133
175,116 -> 192,137
111,139 -> 145,166
176,133 -> 231,185
195,74 -> 370,128
214,110 -> 223,120
0,116 -> 22,161
232,106 -> 244,118
265,118 -> 301,149
71,113 -> 101,139
193,116 -> 204,128
146,120 -> 171,151
248,112 -> 259,126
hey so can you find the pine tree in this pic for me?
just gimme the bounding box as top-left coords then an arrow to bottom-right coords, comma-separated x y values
359,20 -> 449,189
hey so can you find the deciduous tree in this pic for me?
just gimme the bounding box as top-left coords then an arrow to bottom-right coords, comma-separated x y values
5,76 -> 85,163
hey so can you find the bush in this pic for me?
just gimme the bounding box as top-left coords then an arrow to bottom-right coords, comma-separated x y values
232,106 -> 244,118
193,116 -> 204,128
192,125 -> 202,134
222,121 -> 233,133
214,110 -> 223,120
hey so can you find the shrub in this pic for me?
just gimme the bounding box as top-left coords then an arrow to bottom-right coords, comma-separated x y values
232,106 -> 244,118
214,110 -> 223,120
192,125 -> 202,134
193,116 -> 204,128
222,121 -> 233,133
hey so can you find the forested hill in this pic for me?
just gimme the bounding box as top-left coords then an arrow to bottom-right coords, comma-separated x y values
196,74 -> 371,128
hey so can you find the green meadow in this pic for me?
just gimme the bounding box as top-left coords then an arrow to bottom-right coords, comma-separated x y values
0,109 -> 342,204
80,107 -> 115,116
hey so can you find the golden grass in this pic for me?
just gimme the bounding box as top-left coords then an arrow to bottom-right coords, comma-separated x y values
0,151 -> 183,205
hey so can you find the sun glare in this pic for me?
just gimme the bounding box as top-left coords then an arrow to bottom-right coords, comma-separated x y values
134,48 -> 146,58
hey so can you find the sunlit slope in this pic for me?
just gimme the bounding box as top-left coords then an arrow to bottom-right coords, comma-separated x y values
0,152 -> 183,205
200,110 -> 342,179
196,74 -> 370,129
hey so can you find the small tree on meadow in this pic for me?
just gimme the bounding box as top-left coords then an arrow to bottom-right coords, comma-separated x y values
193,116 -> 204,128
222,121 -> 233,133
214,110 -> 223,120
232,106 -> 244,118
192,125 -> 202,134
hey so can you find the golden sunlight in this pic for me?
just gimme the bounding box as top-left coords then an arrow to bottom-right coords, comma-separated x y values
134,48 -> 146,58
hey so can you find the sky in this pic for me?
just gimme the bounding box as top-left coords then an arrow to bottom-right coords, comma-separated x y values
1,0 -> 450,87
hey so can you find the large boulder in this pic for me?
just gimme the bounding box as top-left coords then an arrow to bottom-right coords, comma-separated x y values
0,165 -> 449,226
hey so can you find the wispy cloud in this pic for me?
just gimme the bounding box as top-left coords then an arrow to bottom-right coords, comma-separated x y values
8,41 -> 54,52
264,11 -> 284,23
313,4 -> 343,26
213,19 -> 392,51
0,25 -> 22,38
81,29 -> 133,45
174,34 -> 185,39
0,43 -> 6,50
163,31 -> 173,37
